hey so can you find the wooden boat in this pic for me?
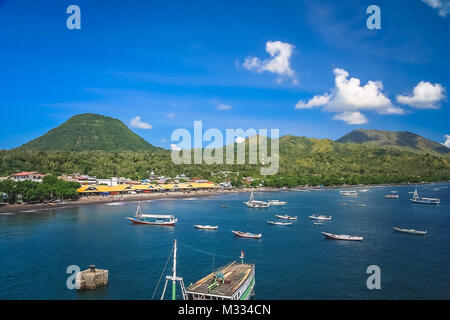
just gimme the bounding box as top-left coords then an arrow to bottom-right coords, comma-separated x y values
268,200 -> 287,205
322,232 -> 363,241
126,202 -> 177,226
267,220 -> 292,226
410,186 -> 440,205
244,192 -> 270,208
275,214 -> 298,220
384,194 -> 399,199
340,190 -> 358,196
231,230 -> 262,239
194,225 -> 218,230
393,227 -> 427,235
308,214 -> 332,221
185,260 -> 255,300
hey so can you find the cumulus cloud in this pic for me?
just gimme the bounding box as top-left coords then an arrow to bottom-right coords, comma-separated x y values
295,68 -> 403,124
170,144 -> 181,151
217,104 -> 232,111
235,136 -> 246,144
295,94 -> 331,109
422,0 -> 450,17
130,116 -> 152,129
244,41 -> 297,83
333,112 -> 368,125
442,135 -> 450,148
396,81 -> 446,109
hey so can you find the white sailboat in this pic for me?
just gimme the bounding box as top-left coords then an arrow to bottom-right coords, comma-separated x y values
244,192 -> 270,208
410,186 -> 440,205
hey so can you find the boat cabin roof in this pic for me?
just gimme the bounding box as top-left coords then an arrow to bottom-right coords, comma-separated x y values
186,262 -> 254,298
140,214 -> 175,219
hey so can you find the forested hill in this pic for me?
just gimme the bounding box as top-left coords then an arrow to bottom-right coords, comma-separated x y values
16,113 -> 159,152
337,129 -> 450,155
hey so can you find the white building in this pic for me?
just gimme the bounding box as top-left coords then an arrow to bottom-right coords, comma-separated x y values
11,172 -> 46,183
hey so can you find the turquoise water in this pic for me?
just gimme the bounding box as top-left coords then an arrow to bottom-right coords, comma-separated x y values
1,183 -> 449,300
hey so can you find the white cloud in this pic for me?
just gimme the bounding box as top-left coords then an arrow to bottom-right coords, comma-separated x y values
396,81 -> 446,109
333,112 -> 368,125
422,0 -> 450,17
244,41 -> 297,83
167,112 -> 175,117
294,68 -> 403,124
170,144 -> 181,151
442,134 -> 450,148
217,104 -> 232,111
295,93 -> 331,109
130,116 -> 152,129
235,136 -> 245,144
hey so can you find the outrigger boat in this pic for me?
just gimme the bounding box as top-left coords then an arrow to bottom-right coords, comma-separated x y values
244,192 -> 270,208
268,200 -> 287,205
322,232 -> 363,241
194,225 -> 218,230
340,190 -> 358,197
308,214 -> 332,221
267,221 -> 292,226
410,186 -> 440,205
126,202 -> 177,226
275,214 -> 298,220
232,230 -> 262,239
393,227 -> 427,235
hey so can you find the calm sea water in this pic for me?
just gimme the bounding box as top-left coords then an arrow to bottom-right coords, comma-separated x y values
1,183 -> 449,300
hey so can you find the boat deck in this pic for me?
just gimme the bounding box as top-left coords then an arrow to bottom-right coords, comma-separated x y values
186,262 -> 254,298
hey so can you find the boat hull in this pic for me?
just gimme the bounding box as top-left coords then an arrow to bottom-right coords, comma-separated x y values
322,232 -> 363,241
232,231 -> 262,239
194,225 -> 218,230
126,217 -> 176,226
409,199 -> 440,205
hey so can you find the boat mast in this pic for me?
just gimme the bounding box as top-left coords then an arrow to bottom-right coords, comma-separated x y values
172,239 -> 177,300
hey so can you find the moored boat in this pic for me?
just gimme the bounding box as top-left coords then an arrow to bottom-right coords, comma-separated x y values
313,222 -> 323,226
268,200 -> 287,205
126,202 -> 177,226
308,214 -> 332,221
267,220 -> 292,226
322,232 -> 363,241
232,230 -> 262,239
340,190 -> 358,196
194,225 -> 218,230
410,186 -> 440,205
393,227 -> 427,235
384,194 -> 399,199
244,192 -> 270,208
275,214 -> 298,220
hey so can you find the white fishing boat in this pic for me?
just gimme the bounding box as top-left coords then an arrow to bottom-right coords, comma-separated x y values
244,192 -> 270,208
393,227 -> 427,235
275,214 -> 298,220
410,186 -> 440,205
267,220 -> 292,226
194,225 -> 218,230
322,232 -> 363,241
358,188 -> 369,193
308,214 -> 332,221
340,190 -> 358,197
126,202 -> 177,226
268,200 -> 287,205
232,230 -> 262,239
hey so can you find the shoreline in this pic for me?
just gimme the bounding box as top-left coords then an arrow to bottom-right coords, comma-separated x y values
0,181 -> 446,215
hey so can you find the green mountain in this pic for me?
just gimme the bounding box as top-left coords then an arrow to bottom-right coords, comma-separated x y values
16,113 -> 158,152
336,129 -> 450,155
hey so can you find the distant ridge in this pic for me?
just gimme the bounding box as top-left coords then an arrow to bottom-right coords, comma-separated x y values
336,129 -> 450,155
16,113 -> 158,152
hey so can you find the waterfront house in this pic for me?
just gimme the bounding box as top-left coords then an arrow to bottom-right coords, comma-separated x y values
11,172 -> 46,183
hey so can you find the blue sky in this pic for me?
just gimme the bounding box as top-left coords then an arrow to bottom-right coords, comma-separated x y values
0,0 -> 449,149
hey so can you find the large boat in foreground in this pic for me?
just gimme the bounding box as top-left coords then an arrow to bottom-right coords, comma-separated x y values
185,258 -> 255,300
309,214 -> 332,221
410,186 -> 440,205
244,192 -> 270,208
322,232 -> 363,241
393,227 -> 427,235
126,202 -> 177,226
